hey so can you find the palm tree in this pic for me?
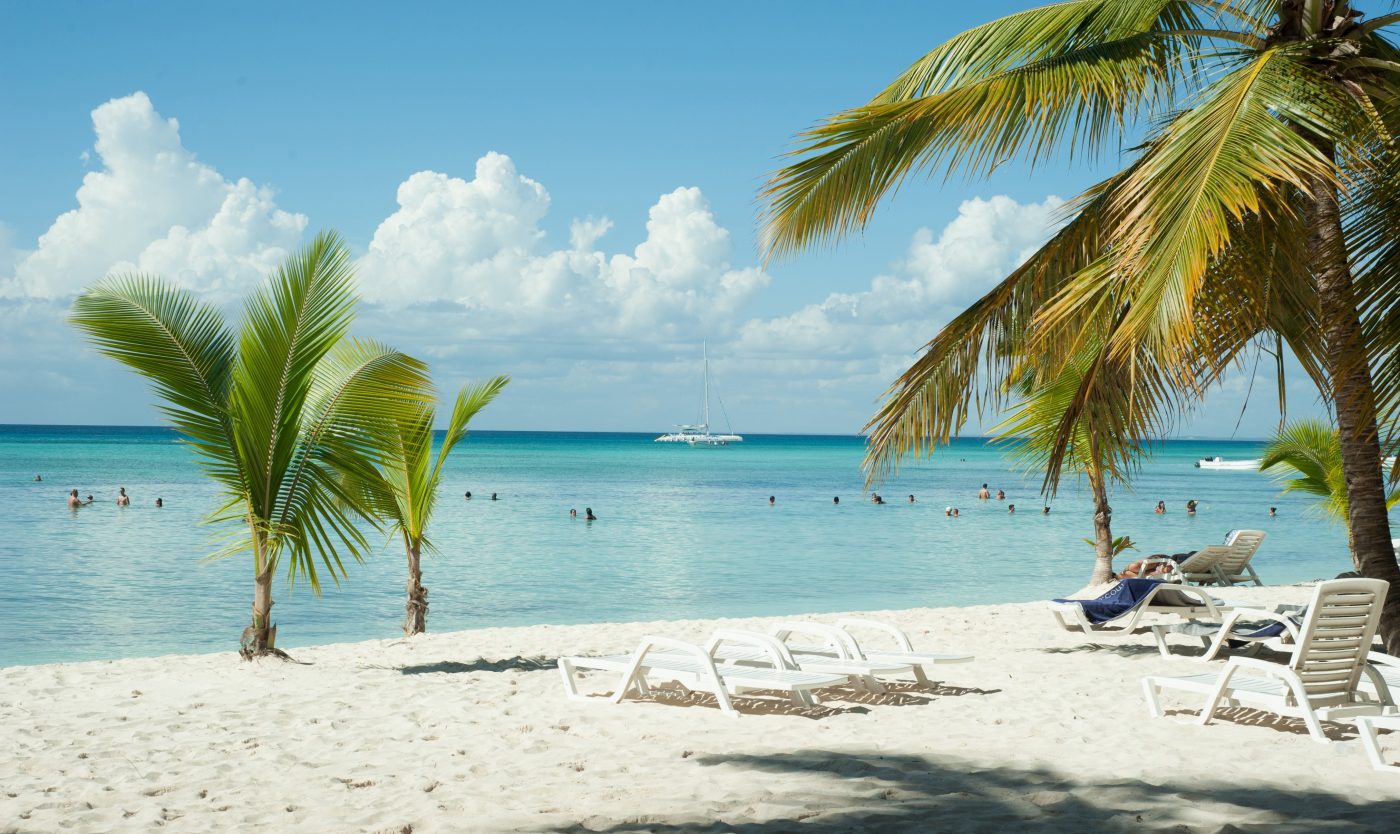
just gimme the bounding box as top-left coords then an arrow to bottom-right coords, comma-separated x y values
1261,418 -> 1400,569
994,336 -> 1173,583
762,1 -> 1400,650
360,377 -> 508,636
69,231 -> 434,657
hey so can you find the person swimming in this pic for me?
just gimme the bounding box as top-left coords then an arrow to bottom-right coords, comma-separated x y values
873,494 -> 885,505
1186,499 -> 1198,515
491,492 -> 498,501
908,494 -> 915,503
951,507 -> 960,517
1007,503 -> 1015,513
996,489 -> 1006,500
832,496 -> 840,505
1269,506 -> 1277,517
464,491 -> 472,500
1154,500 -> 1166,514
584,507 -> 597,521
978,483 -> 990,499
1042,506 -> 1050,515
34,474 -> 42,482
67,489 -> 82,508
155,497 -> 164,508
945,506 -> 952,516
768,495 -> 775,505
117,487 -> 130,507
569,508 -> 577,518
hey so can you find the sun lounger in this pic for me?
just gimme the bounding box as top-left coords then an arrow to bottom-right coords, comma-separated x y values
1141,530 -> 1267,586
1142,578 -> 1392,742
558,630 -> 849,716
1050,579 -> 1228,653
767,618 -> 974,686
1150,604 -> 1306,658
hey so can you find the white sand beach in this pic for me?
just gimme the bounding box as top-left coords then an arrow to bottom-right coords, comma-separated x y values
3,584 -> 1398,834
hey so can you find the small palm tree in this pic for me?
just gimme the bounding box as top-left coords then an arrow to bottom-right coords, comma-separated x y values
1261,418 -> 1400,569
69,232 -> 434,657
360,377 -> 508,636
994,337 -> 1168,583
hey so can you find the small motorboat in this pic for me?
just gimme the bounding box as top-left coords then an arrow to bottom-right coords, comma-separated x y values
1195,456 -> 1261,470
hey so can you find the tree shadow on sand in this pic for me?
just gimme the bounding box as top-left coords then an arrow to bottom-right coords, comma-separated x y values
545,748 -> 1399,833
396,655 -> 556,675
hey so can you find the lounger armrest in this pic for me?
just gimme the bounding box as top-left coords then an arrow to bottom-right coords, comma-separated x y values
1223,655 -> 1297,677
1362,663 -> 1396,707
767,621 -> 861,659
1201,608 -> 1295,661
1142,583 -> 1220,616
835,618 -> 915,652
705,629 -> 799,670
1139,557 -> 1184,582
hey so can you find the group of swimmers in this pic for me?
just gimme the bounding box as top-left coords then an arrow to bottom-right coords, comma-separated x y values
63,486 -> 162,508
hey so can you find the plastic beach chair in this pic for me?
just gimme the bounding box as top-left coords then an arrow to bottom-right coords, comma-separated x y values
558,630 -> 849,716
1142,578 -> 1393,743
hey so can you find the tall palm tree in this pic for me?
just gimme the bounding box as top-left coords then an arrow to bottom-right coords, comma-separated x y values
1261,417 -> 1400,568
69,231 -> 434,657
359,376 -> 508,636
762,0 -> 1400,650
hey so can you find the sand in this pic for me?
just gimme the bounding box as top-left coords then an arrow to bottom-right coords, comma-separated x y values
3,584 -> 1398,833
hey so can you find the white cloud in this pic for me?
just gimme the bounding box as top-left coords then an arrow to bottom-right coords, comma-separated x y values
2,92 -> 305,300
736,195 -> 1064,361
356,155 -> 767,340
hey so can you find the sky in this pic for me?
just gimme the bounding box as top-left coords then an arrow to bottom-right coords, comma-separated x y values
0,0 -> 1332,437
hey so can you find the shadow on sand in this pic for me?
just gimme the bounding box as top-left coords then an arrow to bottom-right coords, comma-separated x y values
546,748 -> 1398,833
396,655 -> 556,675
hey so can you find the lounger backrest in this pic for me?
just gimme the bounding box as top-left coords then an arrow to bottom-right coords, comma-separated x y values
1289,578 -> 1388,701
1175,547 -> 1225,574
1216,530 -> 1266,577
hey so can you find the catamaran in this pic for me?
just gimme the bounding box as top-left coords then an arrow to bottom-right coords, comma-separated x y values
655,343 -> 742,447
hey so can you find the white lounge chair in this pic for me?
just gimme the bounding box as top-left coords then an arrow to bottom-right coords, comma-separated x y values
1150,603 -> 1307,659
1142,578 -> 1392,742
1212,530 -> 1267,586
760,619 -> 973,687
558,630 -> 849,717
698,624 -> 910,693
1142,530 -> 1267,586
1049,580 -> 1228,655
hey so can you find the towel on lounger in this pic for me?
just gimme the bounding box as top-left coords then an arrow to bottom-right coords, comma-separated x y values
1053,579 -> 1171,624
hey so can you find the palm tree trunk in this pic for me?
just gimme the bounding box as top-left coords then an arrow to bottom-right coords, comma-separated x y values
404,542 -> 427,636
1087,459 -> 1115,585
241,527 -> 277,658
1306,170 -> 1400,652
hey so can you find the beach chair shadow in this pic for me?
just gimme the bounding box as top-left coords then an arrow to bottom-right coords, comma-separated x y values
396,655 -> 555,675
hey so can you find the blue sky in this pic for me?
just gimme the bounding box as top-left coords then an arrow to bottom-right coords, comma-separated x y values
0,1 -> 1329,436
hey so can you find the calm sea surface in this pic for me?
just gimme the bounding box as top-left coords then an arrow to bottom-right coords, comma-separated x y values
0,426 -> 1378,666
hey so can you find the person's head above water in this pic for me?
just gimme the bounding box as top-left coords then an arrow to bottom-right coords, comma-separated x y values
908,494 -> 915,502
155,498 -> 163,507
584,507 -> 596,520
1008,504 -> 1015,513
833,496 -> 839,504
768,496 -> 775,504
464,491 -> 472,499
1042,506 -> 1050,514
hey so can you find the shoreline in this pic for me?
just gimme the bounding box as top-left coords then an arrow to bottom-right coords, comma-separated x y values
5,585 -> 1398,833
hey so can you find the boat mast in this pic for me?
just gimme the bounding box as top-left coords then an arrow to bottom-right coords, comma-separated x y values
702,341 -> 710,432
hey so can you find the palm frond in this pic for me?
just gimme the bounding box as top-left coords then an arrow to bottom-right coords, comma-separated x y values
68,277 -> 243,494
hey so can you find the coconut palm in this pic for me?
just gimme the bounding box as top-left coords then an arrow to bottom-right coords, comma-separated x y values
359,376 -> 508,636
994,335 -> 1176,583
1261,418 -> 1400,568
69,231 -> 434,657
762,1 -> 1400,649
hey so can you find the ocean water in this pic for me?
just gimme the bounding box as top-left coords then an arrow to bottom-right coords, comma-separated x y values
0,425 -> 1376,667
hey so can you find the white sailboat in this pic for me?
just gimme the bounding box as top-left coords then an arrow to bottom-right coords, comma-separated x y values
655,343 -> 742,447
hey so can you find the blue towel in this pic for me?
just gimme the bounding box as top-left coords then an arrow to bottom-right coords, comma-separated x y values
1054,578 -> 1165,624
1225,614 -> 1304,647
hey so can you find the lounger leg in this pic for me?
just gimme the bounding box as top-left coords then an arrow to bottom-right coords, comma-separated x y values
1151,626 -> 1171,658
1358,719 -> 1400,771
913,666 -> 931,687
1198,668 -> 1238,727
1283,678 -> 1330,743
1142,677 -> 1165,718
859,674 -> 887,694
559,659 -> 583,700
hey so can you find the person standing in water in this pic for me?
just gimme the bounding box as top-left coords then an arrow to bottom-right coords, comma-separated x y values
117,487 -> 130,507
1007,504 -> 1015,514
155,498 -> 164,508
832,496 -> 840,505
1186,499 -> 1198,515
1154,500 -> 1166,514
464,491 -> 472,500
907,494 -> 915,503
768,496 -> 775,506
67,489 -> 82,508
978,484 -> 990,499
996,489 -> 1006,500
584,508 -> 597,521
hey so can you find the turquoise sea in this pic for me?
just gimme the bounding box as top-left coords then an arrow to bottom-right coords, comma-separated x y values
0,425 -> 1376,667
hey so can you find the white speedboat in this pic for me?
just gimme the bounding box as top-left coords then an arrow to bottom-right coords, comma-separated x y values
1195,456 -> 1260,470
655,343 -> 742,447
